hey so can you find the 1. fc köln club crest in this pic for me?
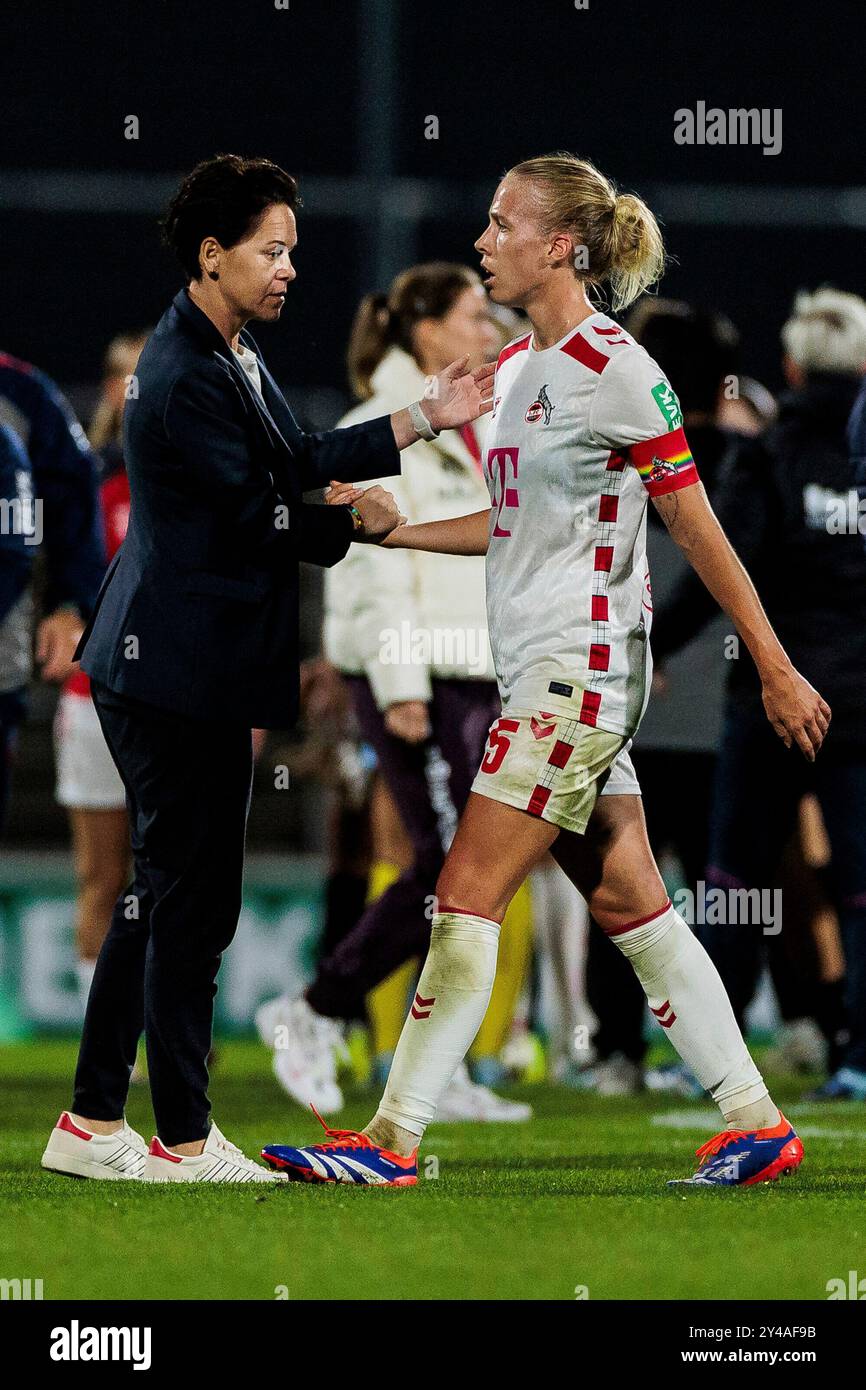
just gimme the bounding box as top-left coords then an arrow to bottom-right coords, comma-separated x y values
525,384 -> 555,424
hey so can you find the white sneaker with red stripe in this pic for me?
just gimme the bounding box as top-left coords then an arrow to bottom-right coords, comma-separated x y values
143,1122 -> 279,1183
41,1112 -> 148,1181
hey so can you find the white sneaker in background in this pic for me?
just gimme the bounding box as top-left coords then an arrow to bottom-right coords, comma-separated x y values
142,1122 -> 278,1183
257,995 -> 344,1114
765,1018 -> 828,1075
41,1112 -> 147,1180
255,993 -> 294,1049
574,1052 -> 644,1097
435,1063 -> 533,1123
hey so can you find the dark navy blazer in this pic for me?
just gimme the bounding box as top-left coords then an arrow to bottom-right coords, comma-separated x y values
76,289 -> 401,728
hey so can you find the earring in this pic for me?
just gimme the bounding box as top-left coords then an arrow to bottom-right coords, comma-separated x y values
207,269 -> 219,281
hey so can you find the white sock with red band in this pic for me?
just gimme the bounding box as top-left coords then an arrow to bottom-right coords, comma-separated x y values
374,911 -> 501,1140
609,900 -> 775,1125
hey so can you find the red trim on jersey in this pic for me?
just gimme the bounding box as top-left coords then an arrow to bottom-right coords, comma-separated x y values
598,494 -> 619,523
588,643 -> 611,672
593,546 -> 614,573
606,450 -> 627,472
560,331 -> 610,374
548,739 -> 574,770
496,334 -> 531,369
527,784 -> 552,816
591,594 -> 609,622
578,690 -> 602,727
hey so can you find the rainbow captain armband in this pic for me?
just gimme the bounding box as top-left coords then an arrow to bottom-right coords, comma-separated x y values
628,427 -> 700,497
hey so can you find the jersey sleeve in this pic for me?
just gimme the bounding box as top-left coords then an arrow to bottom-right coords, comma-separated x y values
588,346 -> 700,497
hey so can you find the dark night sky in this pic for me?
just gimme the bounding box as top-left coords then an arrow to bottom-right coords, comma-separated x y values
2,0 -> 865,400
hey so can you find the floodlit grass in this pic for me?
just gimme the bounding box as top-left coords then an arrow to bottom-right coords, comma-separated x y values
2,1040 -> 864,1300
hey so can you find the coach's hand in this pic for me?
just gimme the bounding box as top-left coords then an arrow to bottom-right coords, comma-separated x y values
424,355 -> 496,431
348,485 -> 406,543
385,700 -> 432,743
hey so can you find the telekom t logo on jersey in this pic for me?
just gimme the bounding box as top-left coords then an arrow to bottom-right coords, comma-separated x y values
486,446 -> 520,537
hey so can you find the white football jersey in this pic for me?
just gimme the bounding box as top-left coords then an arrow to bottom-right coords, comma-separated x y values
483,310 -> 699,738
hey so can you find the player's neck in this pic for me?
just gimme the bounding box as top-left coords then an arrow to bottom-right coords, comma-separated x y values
525,286 -> 597,351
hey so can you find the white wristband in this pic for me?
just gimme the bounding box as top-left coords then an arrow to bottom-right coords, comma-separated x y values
408,398 -> 440,441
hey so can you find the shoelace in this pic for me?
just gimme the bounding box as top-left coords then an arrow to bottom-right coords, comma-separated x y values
695,1128 -> 750,1162
212,1131 -> 246,1161
306,1104 -> 375,1153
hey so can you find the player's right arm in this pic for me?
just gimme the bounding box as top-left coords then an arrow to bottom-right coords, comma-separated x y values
325,481 -> 490,555
379,509 -> 491,555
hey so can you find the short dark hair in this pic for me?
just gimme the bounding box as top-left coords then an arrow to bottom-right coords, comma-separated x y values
161,153 -> 300,281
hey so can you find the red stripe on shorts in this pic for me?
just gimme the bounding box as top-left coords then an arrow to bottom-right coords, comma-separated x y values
527,784 -> 551,816
547,739 -> 573,770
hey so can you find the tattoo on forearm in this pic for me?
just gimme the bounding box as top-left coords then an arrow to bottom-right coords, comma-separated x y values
655,491 -> 680,530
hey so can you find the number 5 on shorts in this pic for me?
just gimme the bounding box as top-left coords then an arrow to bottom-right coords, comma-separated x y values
480,718 -> 520,775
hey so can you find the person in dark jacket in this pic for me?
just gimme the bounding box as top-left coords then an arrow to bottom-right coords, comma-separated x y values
0,352 -> 106,831
651,287 -> 866,1101
0,421 -> 36,828
40,154 -> 494,1184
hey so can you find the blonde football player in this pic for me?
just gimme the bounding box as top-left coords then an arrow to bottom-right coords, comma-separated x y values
263,153 -> 829,1188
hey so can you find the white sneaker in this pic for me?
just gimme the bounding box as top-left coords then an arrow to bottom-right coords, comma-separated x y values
255,993 -> 294,1049
258,995 -> 344,1115
577,1053 -> 644,1097
142,1122 -> 278,1183
435,1063 -> 533,1123
765,1018 -> 828,1075
41,1111 -> 147,1181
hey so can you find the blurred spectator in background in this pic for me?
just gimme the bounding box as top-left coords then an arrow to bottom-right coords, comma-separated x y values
718,374 -> 777,436
0,352 -> 106,832
0,421 -> 35,829
256,263 -> 532,1122
651,286 -> 866,1101
53,331 -> 148,1010
574,301 -> 745,1094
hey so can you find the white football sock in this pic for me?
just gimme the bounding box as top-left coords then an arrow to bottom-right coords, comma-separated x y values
610,901 -> 774,1125
374,911 -> 501,1140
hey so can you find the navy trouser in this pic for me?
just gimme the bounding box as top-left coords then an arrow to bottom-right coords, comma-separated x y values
72,681 -> 253,1143
306,676 -> 501,1020
703,700 -> 866,1072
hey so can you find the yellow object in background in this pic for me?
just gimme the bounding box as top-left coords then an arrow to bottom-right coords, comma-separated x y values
364,861 -> 533,1063
365,861 -> 416,1057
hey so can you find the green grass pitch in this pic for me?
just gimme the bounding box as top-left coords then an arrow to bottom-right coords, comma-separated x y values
2,1040 -> 865,1301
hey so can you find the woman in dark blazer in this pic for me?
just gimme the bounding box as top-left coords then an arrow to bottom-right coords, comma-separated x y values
41,154 -> 493,1183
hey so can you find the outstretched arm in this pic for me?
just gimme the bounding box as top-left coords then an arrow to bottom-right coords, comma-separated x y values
325,482 -> 490,555
651,481 -> 831,760
381,509 -> 491,555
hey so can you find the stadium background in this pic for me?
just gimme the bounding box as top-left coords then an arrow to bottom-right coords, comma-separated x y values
1,0 -> 863,1032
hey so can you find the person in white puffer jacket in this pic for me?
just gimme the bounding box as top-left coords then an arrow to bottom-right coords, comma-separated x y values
257,264 -> 533,1122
